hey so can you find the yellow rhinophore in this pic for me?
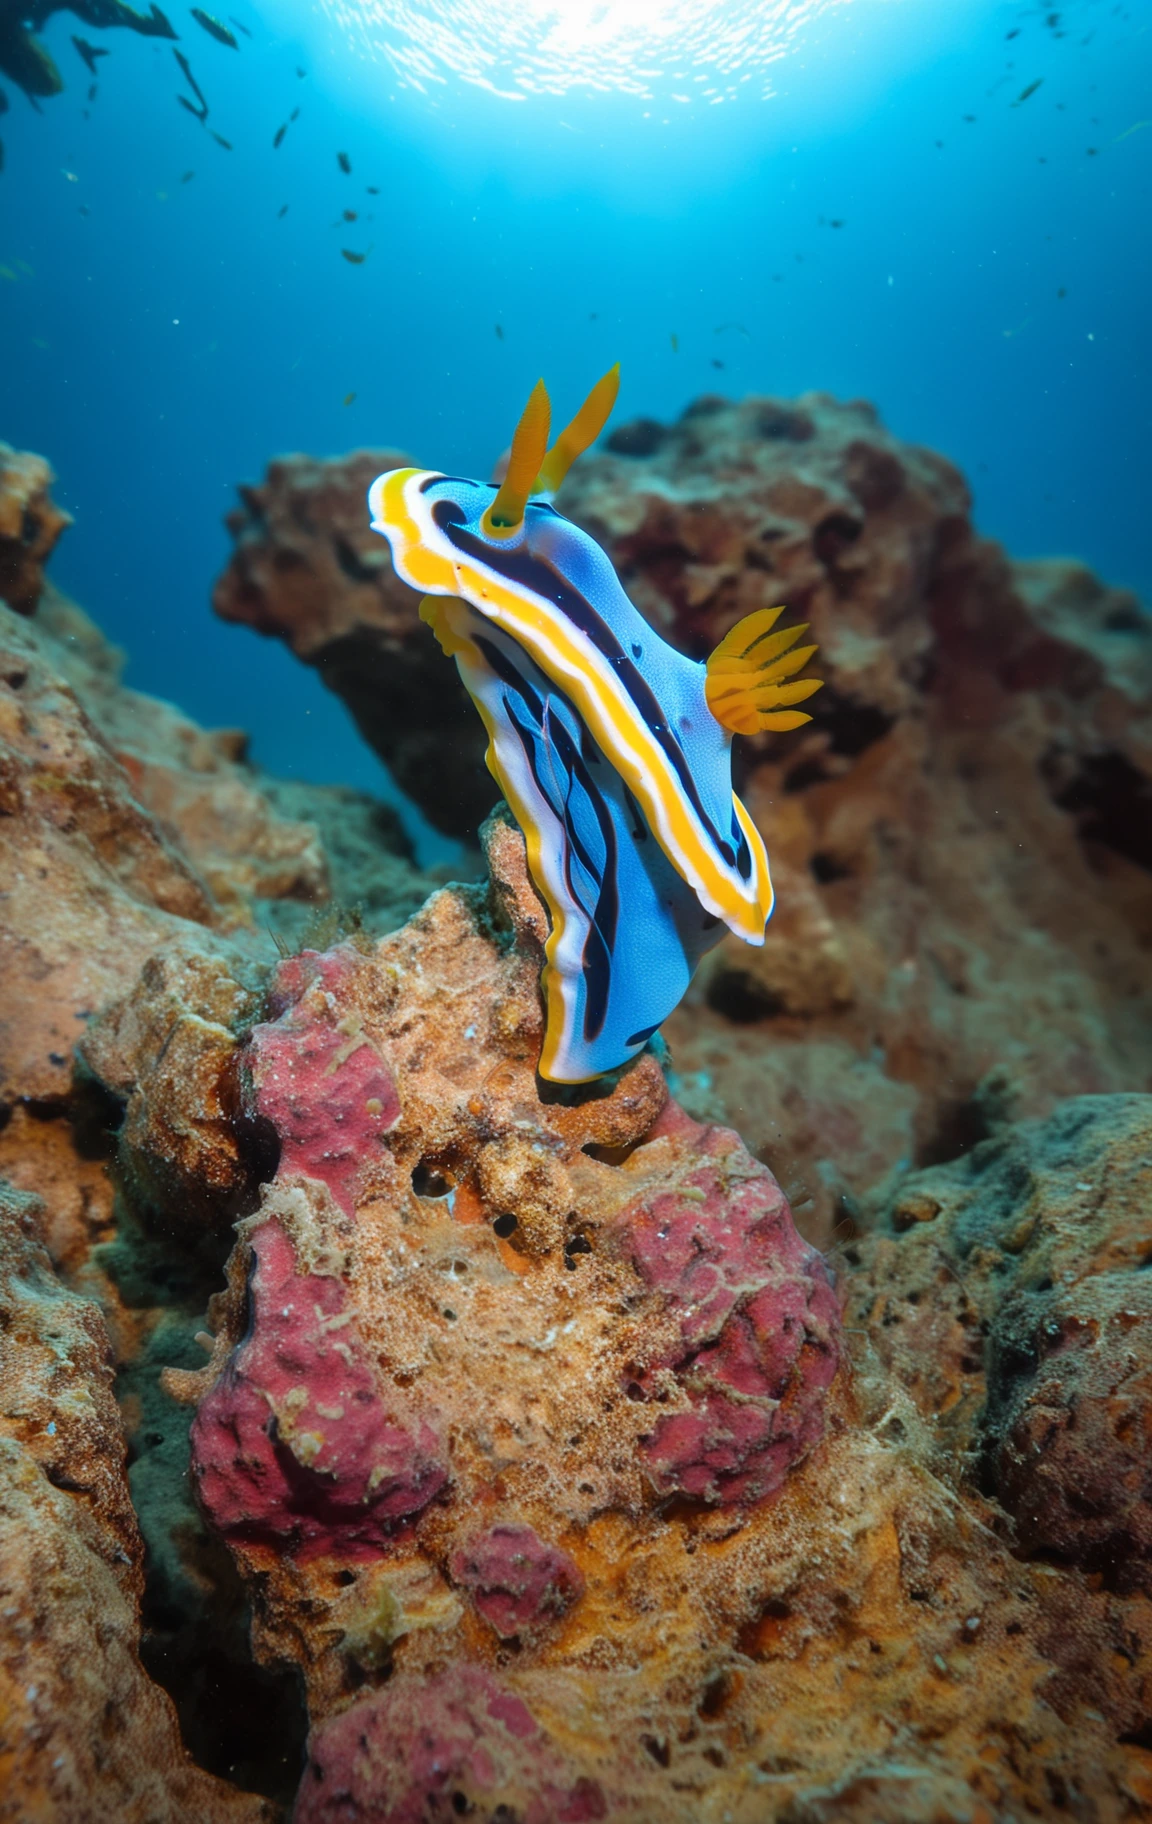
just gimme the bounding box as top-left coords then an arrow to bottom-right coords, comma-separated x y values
482,378 -> 552,536
534,363 -> 621,495
705,605 -> 824,736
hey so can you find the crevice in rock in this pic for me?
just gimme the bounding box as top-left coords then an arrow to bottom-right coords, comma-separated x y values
1043,748 -> 1152,875
107,1194 -> 308,1810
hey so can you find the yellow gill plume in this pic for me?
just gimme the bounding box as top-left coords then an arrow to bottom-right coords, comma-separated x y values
705,604 -> 824,736
482,379 -> 552,537
534,363 -> 621,495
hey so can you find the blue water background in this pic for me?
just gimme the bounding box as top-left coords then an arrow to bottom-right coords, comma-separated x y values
2,0 -> 1149,853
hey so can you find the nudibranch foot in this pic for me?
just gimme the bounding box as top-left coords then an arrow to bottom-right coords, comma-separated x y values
425,594 -> 722,1083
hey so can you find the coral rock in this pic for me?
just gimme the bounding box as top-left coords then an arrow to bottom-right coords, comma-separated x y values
451,1523 -> 585,1640
295,1665 -> 608,1824
213,448 -> 495,838
850,1093 -> 1152,1593
0,1179 -> 269,1823
0,443 -> 71,614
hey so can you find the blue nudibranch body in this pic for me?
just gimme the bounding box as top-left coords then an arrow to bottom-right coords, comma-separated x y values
368,370 -> 822,1084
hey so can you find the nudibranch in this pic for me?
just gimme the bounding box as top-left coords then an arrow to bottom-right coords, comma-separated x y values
367,370 -> 822,1084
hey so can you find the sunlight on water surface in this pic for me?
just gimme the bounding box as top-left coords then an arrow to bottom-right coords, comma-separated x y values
324,0 -> 850,104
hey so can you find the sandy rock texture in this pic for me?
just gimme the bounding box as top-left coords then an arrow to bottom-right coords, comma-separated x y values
0,448 -> 445,1816
0,1176 -> 271,1823
213,396 -> 1152,1246
91,818 -> 1152,1822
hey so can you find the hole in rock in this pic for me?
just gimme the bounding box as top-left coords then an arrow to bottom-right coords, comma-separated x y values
705,971 -> 786,1025
564,1233 -> 593,1270
918,1093 -> 995,1168
1047,749 -> 1152,874
412,1161 -> 456,1199
811,511 -> 863,568
809,688 -> 896,761
642,1734 -> 672,1768
754,405 -> 814,442
2,666 -> 28,688
1120,1722 -> 1152,1752
698,1670 -> 742,1719
492,1212 -> 518,1239
810,850 -> 852,884
581,1135 -> 650,1167
333,536 -> 380,585
605,417 -> 667,458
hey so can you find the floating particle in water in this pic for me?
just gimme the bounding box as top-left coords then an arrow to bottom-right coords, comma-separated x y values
341,246 -> 368,263
494,323 -> 504,339
343,208 -> 357,221
1006,26 -> 1020,37
366,183 -> 379,193
338,150 -> 351,173
191,9 -> 239,48
711,357 -> 725,369
291,106 -> 300,120
343,391 -> 356,405
278,203 -> 289,216
670,331 -> 678,352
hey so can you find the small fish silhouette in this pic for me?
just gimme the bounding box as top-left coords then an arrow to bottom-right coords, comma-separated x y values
191,9 -> 239,48
341,247 -> 368,264
174,50 -> 209,117
494,323 -> 504,340
277,203 -> 289,217
337,151 -> 351,173
343,392 -> 356,406
273,123 -> 286,147
1013,79 -> 1043,105
72,37 -> 108,75
229,15 -> 252,35
210,130 -> 232,150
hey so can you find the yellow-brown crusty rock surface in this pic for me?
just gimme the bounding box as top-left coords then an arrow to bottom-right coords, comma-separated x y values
0,1178 -> 272,1824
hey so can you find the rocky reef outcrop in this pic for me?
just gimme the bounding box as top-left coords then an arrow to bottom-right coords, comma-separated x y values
3,434 -> 1152,1820
215,393 -> 1152,1245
